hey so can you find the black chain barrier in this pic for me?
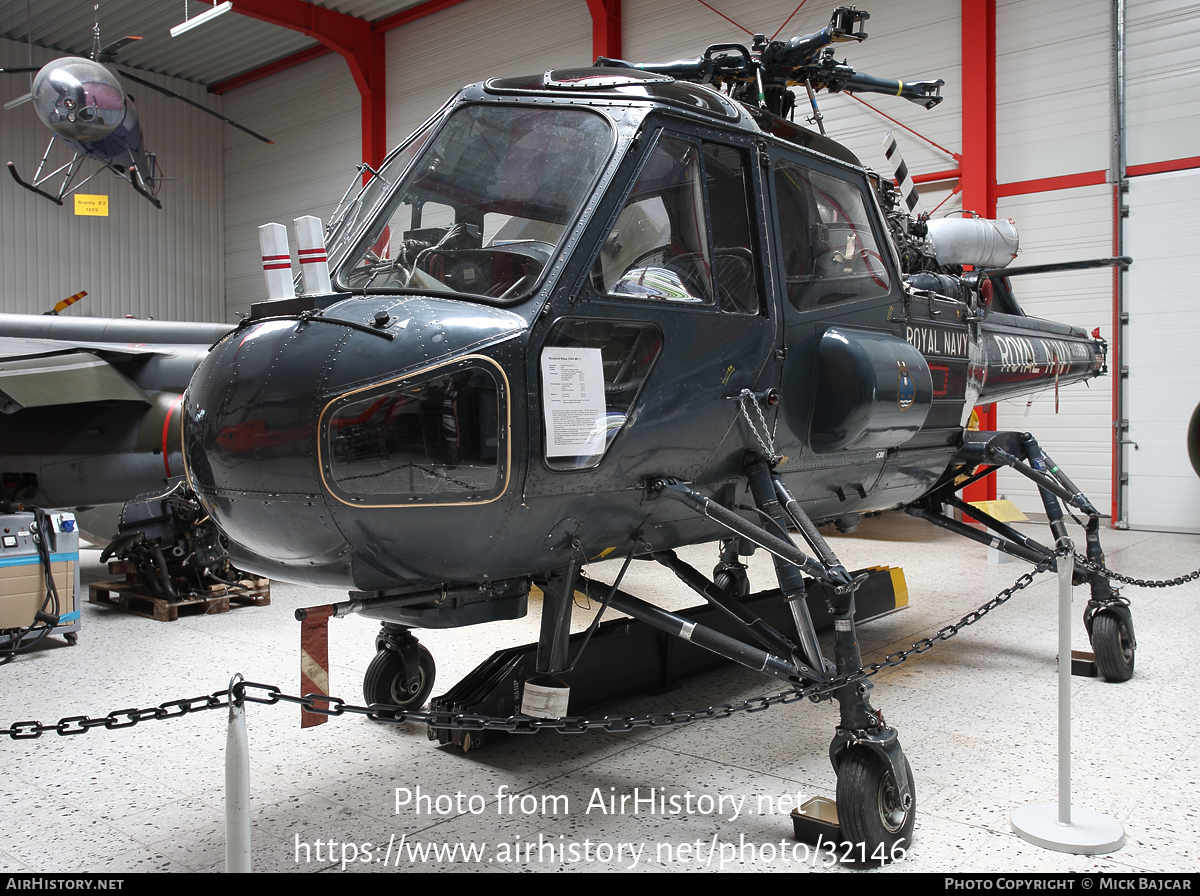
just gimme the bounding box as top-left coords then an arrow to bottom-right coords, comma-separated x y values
1075,553 -> 1200,589
6,550 -> 1197,742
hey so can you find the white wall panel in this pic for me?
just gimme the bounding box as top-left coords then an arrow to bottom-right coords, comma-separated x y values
994,185 -> 1115,516
223,52 -> 361,321
385,0 -> 593,152
0,38 -> 224,322
1125,0 -> 1200,169
996,0 -> 1111,185
1123,168 -> 1200,532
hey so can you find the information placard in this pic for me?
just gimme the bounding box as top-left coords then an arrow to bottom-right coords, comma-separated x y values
541,347 -> 607,458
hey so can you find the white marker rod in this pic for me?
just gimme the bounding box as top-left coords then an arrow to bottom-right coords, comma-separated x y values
293,215 -> 332,296
1057,549 -> 1073,825
226,675 -> 252,873
259,222 -> 295,300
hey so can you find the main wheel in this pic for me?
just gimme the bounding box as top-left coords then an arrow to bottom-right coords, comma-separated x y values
363,645 -> 436,709
1092,612 -> 1135,682
835,749 -> 915,862
713,562 -> 750,598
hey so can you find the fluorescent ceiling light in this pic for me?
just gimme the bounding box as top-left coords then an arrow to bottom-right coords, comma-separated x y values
170,2 -> 233,38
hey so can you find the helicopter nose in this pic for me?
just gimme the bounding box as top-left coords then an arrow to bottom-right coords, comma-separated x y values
184,315 -> 351,569
183,296 -> 527,585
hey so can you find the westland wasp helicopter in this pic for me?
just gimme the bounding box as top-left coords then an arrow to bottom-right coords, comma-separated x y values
1,5 -> 270,208
181,7 -> 1126,855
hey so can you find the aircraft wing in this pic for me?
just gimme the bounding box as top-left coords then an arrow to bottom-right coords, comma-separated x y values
0,348 -> 150,414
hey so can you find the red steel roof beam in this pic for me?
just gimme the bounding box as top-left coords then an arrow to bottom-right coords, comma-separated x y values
201,0 -> 386,166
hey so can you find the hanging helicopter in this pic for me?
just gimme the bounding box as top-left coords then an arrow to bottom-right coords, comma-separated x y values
1,6 -> 271,208
1,5 -> 1132,856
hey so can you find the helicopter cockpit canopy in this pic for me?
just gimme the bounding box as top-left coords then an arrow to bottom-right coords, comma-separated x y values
337,103 -> 614,303
31,57 -> 127,144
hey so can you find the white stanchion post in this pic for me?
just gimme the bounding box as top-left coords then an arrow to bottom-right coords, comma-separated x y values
293,215 -> 331,295
259,223 -> 295,300
1011,547 -> 1125,854
226,674 -> 252,873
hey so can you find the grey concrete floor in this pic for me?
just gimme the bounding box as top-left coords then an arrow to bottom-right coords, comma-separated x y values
2,511 -> 1198,873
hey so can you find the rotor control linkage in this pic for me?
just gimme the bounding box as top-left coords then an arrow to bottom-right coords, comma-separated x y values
654,550 -> 799,659
648,477 -> 829,583
743,460 -> 832,676
580,577 -> 824,685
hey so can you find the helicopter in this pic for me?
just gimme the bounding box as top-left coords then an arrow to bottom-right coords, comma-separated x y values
0,5 -> 1124,856
1,6 -> 270,208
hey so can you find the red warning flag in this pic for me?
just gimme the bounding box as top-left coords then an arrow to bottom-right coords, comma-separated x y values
298,605 -> 335,728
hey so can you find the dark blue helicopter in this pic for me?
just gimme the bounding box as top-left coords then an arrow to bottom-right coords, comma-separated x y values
178,7 -> 1129,858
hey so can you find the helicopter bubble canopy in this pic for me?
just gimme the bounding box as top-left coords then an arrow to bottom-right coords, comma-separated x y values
32,57 -> 126,143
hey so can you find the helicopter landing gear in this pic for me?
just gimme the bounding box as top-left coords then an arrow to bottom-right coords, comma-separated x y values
909,430 -> 1135,682
713,538 -> 750,598
1090,613 -> 1135,682
835,747 -> 915,859
647,458 -> 917,858
1086,602 -> 1136,683
365,623 -> 435,709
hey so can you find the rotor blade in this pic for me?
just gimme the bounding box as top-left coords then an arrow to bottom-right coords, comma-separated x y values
98,36 -> 142,62
0,66 -> 41,74
4,92 -> 32,110
118,69 -> 275,144
882,131 -> 925,217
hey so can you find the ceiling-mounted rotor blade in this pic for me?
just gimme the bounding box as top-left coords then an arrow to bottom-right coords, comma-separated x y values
97,36 -> 142,62
117,69 -> 275,144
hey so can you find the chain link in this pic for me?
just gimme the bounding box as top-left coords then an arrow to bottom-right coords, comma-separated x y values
5,555 -> 1062,741
2,688 -> 234,740
738,390 -> 775,460
1074,553 -> 1200,589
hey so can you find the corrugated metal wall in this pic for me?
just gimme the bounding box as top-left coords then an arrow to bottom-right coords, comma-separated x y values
384,0 -> 593,146
992,0 -> 1116,517
1126,0 -> 1200,169
222,51 -> 361,321
0,37 -> 224,322
995,186 -> 1115,515
1124,169 -> 1200,532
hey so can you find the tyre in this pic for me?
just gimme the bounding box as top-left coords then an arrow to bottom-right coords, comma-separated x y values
363,645 -> 436,709
713,563 -> 750,598
835,748 -> 915,862
1092,612 -> 1134,682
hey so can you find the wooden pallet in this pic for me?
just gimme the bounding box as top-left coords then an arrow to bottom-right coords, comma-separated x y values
89,577 -> 270,622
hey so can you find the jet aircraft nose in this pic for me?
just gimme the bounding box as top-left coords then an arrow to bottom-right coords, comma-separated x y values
183,296 -> 526,587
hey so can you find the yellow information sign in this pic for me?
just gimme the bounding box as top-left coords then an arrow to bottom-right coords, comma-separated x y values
74,194 -> 109,216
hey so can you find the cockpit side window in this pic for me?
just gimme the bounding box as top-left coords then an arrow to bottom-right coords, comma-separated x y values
702,143 -> 761,314
593,135 -> 713,304
774,160 -> 891,311
592,135 -> 762,314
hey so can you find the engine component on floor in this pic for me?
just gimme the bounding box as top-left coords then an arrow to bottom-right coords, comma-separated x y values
100,479 -> 247,600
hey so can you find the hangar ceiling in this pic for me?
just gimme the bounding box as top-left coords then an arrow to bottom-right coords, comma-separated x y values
0,0 -> 424,86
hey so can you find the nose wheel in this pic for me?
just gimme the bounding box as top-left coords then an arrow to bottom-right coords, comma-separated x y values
835,748 -> 915,861
1090,611 -> 1135,683
364,625 -> 436,710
